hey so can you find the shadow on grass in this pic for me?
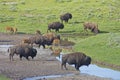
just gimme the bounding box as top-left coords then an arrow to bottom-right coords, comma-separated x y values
17,32 -> 27,34
99,30 -> 109,34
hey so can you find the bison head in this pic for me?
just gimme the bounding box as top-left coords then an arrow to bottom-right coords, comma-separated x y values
83,56 -> 91,66
31,48 -> 37,59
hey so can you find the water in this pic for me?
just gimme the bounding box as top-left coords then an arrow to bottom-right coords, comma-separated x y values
23,74 -> 74,80
80,64 -> 120,80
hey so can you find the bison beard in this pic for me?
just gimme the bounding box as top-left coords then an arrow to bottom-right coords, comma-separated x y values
61,52 -> 91,70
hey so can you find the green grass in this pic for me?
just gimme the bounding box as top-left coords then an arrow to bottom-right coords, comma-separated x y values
73,33 -> 120,66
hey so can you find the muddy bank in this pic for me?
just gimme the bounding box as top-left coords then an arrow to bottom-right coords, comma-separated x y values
0,33 -> 111,80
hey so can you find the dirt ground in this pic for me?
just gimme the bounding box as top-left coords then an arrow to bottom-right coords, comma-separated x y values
0,33 -> 111,80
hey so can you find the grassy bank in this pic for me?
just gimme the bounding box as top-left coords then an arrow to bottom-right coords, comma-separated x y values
73,33 -> 120,66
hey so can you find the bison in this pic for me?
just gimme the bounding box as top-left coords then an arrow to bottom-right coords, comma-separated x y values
5,26 -> 17,34
47,22 -> 64,32
50,47 -> 62,58
35,30 -> 41,35
61,52 -> 91,70
23,35 -> 46,48
60,13 -> 72,23
83,22 -> 100,34
43,32 -> 60,46
5,26 -> 14,33
8,44 -> 37,61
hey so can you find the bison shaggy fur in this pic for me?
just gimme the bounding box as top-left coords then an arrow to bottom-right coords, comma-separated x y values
5,26 -> 17,34
25,35 -> 46,48
61,52 -> 91,70
60,13 -> 72,23
8,44 -> 37,61
47,22 -> 64,32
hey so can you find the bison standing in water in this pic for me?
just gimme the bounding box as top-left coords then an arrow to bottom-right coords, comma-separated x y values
8,44 -> 37,61
83,22 -> 100,34
47,22 -> 64,32
61,52 -> 91,70
60,13 -> 72,23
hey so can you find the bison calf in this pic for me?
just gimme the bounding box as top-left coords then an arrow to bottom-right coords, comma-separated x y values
61,52 -> 91,70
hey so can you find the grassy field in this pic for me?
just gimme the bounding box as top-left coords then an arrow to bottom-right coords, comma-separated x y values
0,0 -> 120,70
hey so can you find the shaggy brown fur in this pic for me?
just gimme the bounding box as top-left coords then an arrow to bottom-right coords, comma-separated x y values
52,38 -> 60,46
35,30 -> 41,35
47,22 -> 64,32
5,26 -> 17,34
61,52 -> 91,70
8,44 -> 37,61
50,47 -> 62,57
83,22 -> 99,34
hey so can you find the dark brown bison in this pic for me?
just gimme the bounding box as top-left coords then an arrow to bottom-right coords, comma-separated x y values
60,13 -> 72,23
8,44 -> 37,61
83,22 -> 100,34
61,52 -> 91,70
47,22 -> 64,32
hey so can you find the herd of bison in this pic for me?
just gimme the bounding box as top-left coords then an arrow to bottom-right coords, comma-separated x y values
5,12 -> 99,71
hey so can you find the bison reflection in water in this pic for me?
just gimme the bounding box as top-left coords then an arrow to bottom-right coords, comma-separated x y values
61,52 -> 91,70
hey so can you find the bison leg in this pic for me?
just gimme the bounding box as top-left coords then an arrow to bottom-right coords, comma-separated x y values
61,63 -> 68,70
9,53 -> 14,61
55,29 -> 59,32
42,44 -> 45,49
25,56 -> 30,61
75,64 -> 80,70
19,55 -> 23,60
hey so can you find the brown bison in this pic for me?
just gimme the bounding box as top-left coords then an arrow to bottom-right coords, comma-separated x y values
61,52 -> 91,70
43,32 -> 60,46
24,35 -> 46,48
47,22 -> 64,32
50,47 -> 62,58
5,26 -> 17,34
5,26 -> 14,33
8,44 -> 37,61
60,13 -> 72,23
35,30 -> 41,35
83,22 -> 100,34
52,38 -> 60,46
